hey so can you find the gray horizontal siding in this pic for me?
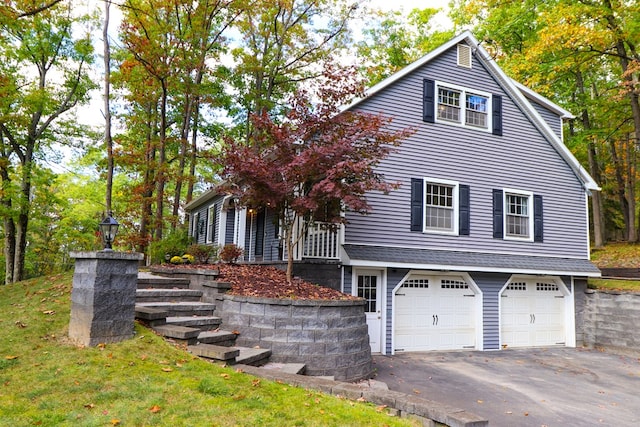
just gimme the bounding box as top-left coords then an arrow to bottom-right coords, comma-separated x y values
345,44 -> 589,260
469,272 -> 511,350
263,208 -> 280,261
386,268 -> 409,354
530,99 -> 563,140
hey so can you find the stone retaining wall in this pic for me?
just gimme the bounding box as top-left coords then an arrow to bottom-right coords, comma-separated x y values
583,289 -> 640,352
217,294 -> 373,381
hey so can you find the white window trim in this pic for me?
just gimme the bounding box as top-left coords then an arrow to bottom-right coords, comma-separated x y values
205,204 -> 216,244
503,188 -> 534,242
423,177 -> 459,236
435,81 -> 492,132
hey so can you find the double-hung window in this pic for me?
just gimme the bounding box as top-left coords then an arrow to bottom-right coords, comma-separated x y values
411,178 -> 470,235
493,188 -> 543,242
425,181 -> 457,233
437,84 -> 490,130
437,87 -> 461,123
424,79 -> 499,133
505,191 -> 531,239
465,93 -> 488,128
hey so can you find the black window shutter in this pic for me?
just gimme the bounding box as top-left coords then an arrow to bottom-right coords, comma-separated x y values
423,79 -> 435,123
411,178 -> 424,231
459,184 -> 470,235
492,94 -> 503,136
534,195 -> 543,242
492,189 -> 503,238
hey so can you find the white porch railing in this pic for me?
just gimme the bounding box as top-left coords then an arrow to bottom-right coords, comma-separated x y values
302,222 -> 342,259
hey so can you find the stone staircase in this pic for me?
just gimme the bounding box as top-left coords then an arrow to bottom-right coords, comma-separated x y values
135,274 -> 273,367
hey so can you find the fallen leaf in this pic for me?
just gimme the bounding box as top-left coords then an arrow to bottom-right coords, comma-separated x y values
5,355 -> 18,360
412,389 -> 421,394
252,379 -> 261,387
83,403 -> 95,409
161,367 -> 173,372
111,419 -> 120,426
356,397 -> 366,402
220,373 -> 230,379
149,405 -> 161,413
42,310 -> 55,315
477,400 -> 484,404
524,412 -> 529,416
15,321 -> 27,328
376,405 -> 387,412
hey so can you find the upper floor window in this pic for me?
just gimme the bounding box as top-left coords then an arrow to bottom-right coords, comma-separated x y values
437,83 -> 490,130
424,79 -> 502,135
505,192 -> 531,239
411,178 -> 470,236
425,181 -> 456,233
493,188 -> 543,242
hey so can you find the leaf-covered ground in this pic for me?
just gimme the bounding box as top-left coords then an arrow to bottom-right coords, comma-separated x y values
155,263 -> 359,301
591,243 -> 640,268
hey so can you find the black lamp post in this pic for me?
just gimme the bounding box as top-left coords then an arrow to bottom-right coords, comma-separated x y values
99,212 -> 119,251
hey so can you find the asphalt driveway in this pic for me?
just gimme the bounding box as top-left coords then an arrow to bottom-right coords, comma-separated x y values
372,347 -> 640,427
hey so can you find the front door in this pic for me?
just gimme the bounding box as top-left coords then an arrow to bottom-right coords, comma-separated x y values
355,272 -> 382,353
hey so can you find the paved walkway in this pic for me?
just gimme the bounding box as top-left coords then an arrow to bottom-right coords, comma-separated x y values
373,347 -> 640,427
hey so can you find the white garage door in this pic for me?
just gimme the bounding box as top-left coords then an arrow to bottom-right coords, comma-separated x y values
501,279 -> 566,348
394,275 -> 477,352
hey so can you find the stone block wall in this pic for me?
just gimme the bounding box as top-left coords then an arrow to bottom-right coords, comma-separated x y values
583,289 -> 640,352
69,251 -> 143,346
218,294 -> 372,381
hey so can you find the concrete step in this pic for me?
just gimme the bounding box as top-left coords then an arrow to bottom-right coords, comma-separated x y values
197,330 -> 238,346
153,324 -> 200,340
136,288 -> 203,303
189,343 -> 240,361
136,301 -> 215,317
258,362 -> 306,375
233,347 -> 272,367
166,316 -> 221,329
135,306 -> 168,322
137,277 -> 191,289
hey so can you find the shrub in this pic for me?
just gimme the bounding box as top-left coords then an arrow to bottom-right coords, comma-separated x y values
182,254 -> 195,264
219,244 -> 244,264
148,229 -> 191,264
187,244 -> 217,264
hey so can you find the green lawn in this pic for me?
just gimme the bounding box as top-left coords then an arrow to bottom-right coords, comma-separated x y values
0,273 -> 416,427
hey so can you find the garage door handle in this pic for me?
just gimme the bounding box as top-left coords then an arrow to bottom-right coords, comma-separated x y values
433,314 -> 439,325
530,314 -> 536,324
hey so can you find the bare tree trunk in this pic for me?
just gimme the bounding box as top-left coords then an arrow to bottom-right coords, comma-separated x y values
186,100 -> 199,204
154,82 -> 168,240
625,134 -> 637,241
103,0 -> 114,214
575,72 -> 605,247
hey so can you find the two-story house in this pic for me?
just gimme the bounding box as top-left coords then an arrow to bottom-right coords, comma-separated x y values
185,31 -> 600,355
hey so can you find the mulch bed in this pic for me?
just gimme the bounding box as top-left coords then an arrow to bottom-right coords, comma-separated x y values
154,263 -> 359,301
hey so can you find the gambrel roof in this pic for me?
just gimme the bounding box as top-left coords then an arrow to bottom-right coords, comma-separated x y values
348,31 -> 598,192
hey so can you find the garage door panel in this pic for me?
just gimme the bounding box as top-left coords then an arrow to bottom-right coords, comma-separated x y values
501,279 -> 565,348
394,276 -> 477,352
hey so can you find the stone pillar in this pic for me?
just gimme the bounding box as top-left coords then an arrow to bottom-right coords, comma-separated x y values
68,251 -> 144,346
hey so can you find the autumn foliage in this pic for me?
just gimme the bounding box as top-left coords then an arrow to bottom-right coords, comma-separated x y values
219,64 -> 414,282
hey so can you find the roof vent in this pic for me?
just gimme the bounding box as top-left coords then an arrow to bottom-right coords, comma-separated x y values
457,44 -> 472,68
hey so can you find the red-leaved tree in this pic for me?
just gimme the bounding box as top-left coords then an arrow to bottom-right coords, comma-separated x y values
220,65 -> 414,282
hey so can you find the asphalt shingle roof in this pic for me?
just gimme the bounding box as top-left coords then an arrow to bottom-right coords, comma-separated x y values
343,244 -> 600,276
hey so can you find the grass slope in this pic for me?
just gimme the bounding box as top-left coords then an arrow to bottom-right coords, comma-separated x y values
0,273 -> 416,427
